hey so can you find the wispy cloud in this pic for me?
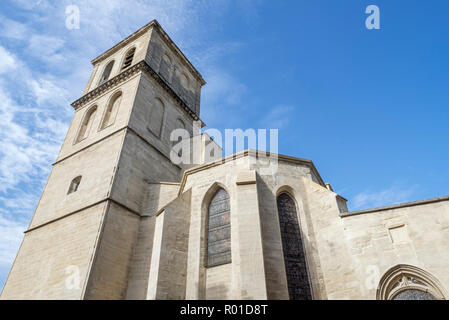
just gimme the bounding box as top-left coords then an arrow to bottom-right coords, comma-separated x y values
201,67 -> 247,125
349,184 -> 419,211
0,215 -> 26,266
0,47 -> 17,74
0,17 -> 28,40
260,105 -> 295,129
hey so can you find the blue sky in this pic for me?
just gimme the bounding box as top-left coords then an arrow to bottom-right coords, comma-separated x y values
0,0 -> 448,291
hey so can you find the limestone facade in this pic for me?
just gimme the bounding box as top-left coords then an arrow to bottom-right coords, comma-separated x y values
1,20 -> 448,300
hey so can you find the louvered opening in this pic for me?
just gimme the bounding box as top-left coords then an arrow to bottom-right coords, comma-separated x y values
122,48 -> 136,70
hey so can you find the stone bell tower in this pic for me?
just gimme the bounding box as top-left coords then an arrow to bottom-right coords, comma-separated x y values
1,20 -> 206,300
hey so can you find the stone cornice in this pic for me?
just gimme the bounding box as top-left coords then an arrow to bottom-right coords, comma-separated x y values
342,194 -> 449,218
91,20 -> 205,86
24,197 -> 141,234
177,149 -> 326,196
71,60 -> 203,124
71,62 -> 143,110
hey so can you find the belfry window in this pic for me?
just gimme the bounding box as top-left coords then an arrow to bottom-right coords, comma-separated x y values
207,188 -> 231,267
98,60 -> 114,86
67,176 -> 82,194
122,48 -> 136,70
76,106 -> 97,142
101,92 -> 122,129
277,192 -> 312,300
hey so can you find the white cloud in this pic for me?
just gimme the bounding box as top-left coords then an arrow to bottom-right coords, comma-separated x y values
260,105 -> 295,129
350,184 -> 418,211
28,35 -> 65,64
0,214 -> 25,266
0,17 -> 28,40
0,47 -> 17,74
29,78 -> 71,108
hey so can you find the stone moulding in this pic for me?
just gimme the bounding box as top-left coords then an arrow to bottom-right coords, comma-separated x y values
342,194 -> 449,218
71,60 -> 203,124
176,149 -> 327,197
91,20 -> 205,86
376,264 -> 448,300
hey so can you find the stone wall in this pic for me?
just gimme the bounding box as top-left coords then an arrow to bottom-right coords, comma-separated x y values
84,202 -> 140,299
146,28 -> 202,115
146,189 -> 192,299
0,203 -> 107,300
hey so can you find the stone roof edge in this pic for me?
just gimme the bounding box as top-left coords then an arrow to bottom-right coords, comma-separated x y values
341,194 -> 449,218
145,181 -> 180,186
177,149 -> 326,196
91,19 -> 205,85
336,194 -> 348,202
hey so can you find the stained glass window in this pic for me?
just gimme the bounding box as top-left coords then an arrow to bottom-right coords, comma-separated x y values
277,193 -> 312,300
207,188 -> 231,267
393,289 -> 437,300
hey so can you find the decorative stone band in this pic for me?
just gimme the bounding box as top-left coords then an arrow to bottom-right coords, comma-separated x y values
342,194 -> 449,217
71,60 -> 202,123
91,20 -> 206,86
24,196 -> 142,234
177,150 -> 327,197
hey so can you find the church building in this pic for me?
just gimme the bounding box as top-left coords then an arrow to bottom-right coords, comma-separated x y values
1,20 -> 448,300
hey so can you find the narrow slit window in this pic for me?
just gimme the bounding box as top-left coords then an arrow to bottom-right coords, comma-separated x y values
67,176 -> 82,194
122,48 -> 136,70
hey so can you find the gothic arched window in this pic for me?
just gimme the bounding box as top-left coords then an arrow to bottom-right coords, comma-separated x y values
67,176 -> 82,194
77,106 -> 97,142
277,192 -> 312,300
148,98 -> 165,137
377,264 -> 446,300
121,47 -> 136,70
99,60 -> 114,86
101,92 -> 122,129
207,188 -> 231,267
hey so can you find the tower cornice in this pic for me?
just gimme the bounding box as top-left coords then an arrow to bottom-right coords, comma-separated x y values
71,60 -> 204,125
91,20 -> 206,86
